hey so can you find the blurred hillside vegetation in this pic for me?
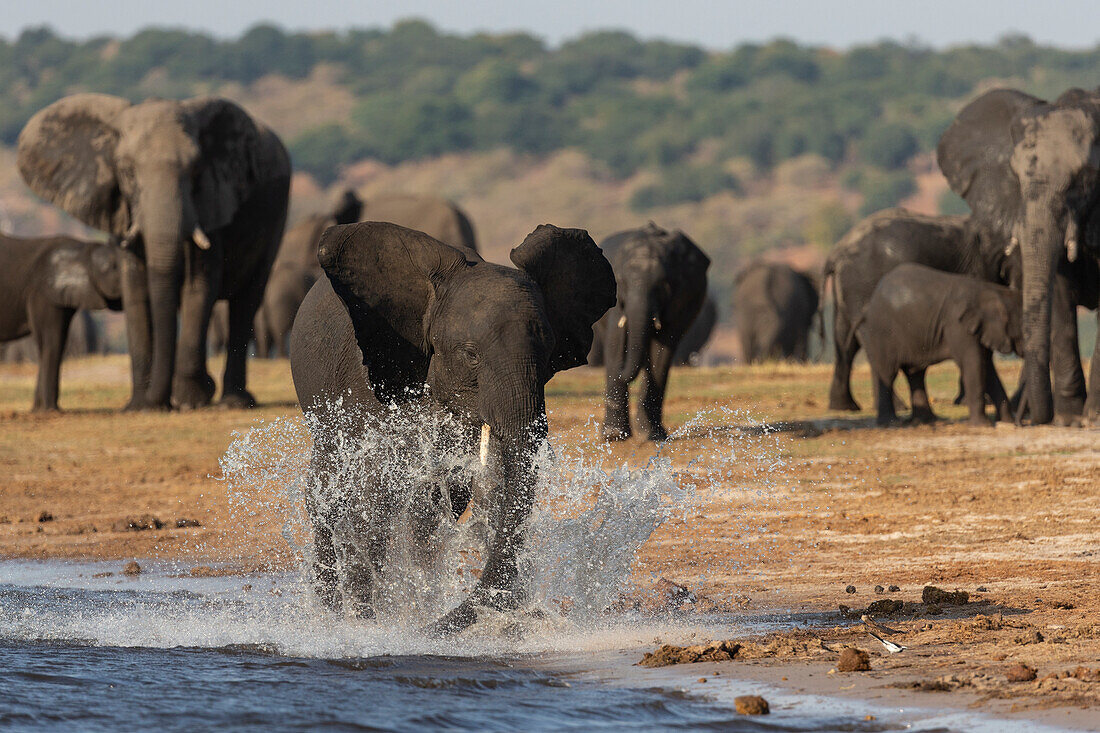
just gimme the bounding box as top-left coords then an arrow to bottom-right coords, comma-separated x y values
3,21 -> 1100,307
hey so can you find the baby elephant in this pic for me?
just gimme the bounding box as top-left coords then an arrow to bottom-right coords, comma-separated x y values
857,264 -> 1022,426
0,235 -> 121,410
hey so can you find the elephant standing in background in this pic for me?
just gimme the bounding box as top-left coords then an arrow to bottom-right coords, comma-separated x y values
290,222 -> 614,635
733,260 -> 817,364
823,209 -> 1021,411
360,193 -> 477,252
18,94 -> 290,409
597,223 -> 710,442
0,235 -> 121,410
857,264 -> 1023,426
937,87 -> 1100,424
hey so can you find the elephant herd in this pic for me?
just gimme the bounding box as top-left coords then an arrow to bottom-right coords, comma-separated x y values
4,84 -> 1100,634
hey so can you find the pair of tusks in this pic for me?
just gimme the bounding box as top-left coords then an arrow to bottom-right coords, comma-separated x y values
1003,217 -> 1079,263
117,224 -> 212,250
615,315 -> 662,331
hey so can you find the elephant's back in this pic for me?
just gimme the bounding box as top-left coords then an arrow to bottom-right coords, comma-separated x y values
361,194 -> 477,252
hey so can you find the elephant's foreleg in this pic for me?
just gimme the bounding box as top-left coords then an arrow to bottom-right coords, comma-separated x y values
1051,271 -> 1086,423
172,251 -> 218,409
636,339 -> 674,441
120,249 -> 154,409
29,303 -> 73,412
959,345 -> 991,426
601,309 -> 632,441
984,354 -> 1013,423
829,309 -> 861,411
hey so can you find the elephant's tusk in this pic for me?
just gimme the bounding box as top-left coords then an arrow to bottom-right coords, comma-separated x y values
653,317 -> 662,332
120,223 -> 140,250
1004,236 -> 1019,257
617,315 -> 627,328
1065,218 -> 1079,262
192,226 -> 212,250
479,423 -> 491,466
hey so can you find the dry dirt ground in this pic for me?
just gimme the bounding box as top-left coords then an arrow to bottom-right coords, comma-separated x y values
1,355 -> 1098,723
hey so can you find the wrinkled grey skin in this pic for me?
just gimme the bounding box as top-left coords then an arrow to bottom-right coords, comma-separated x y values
937,87 -> 1100,425
857,264 -> 1023,427
823,208 -> 1022,411
290,222 -> 614,636
733,260 -> 817,364
0,235 -> 121,410
18,94 -> 291,409
597,223 -> 710,442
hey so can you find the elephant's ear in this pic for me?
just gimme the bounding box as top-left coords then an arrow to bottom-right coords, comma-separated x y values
936,89 -> 1044,245
668,229 -> 711,274
183,97 -> 264,232
510,224 -> 616,373
16,94 -> 132,235
317,221 -> 468,399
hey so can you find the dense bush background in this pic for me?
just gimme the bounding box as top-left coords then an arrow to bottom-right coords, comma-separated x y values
4,22 -> 1100,195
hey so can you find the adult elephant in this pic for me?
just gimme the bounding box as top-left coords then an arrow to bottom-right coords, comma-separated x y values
18,94 -> 291,409
290,222 -> 614,635
937,87 -> 1100,424
733,260 -> 817,364
588,223 -> 715,368
597,223 -> 710,442
823,209 -> 1019,411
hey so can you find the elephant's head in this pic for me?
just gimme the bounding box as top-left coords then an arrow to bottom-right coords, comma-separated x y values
615,224 -> 710,382
316,222 -> 615,633
938,87 -> 1100,423
50,242 -> 122,311
17,94 -> 269,404
960,288 -> 1023,357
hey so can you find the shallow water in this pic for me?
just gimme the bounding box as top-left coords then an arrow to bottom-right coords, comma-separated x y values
0,561 -> 862,732
0,561 -> 1076,732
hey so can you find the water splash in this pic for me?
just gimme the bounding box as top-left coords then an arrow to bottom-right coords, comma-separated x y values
215,398 -> 793,646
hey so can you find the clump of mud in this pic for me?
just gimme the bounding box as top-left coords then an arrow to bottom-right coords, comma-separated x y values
837,647 -> 871,672
638,640 -> 741,667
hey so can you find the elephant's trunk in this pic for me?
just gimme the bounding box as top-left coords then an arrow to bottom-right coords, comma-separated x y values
427,371 -> 547,636
138,182 -> 194,406
1020,202 -> 1062,425
619,292 -> 655,382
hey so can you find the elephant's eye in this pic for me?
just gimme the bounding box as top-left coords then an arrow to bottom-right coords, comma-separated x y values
458,343 -> 480,368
